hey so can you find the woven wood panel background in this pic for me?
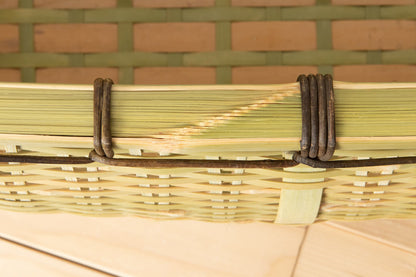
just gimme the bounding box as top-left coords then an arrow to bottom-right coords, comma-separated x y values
1,0 -> 416,84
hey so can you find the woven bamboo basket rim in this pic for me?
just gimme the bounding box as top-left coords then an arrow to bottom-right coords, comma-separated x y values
0,80 -> 415,224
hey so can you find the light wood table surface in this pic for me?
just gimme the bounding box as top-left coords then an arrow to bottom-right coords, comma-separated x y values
0,211 -> 415,276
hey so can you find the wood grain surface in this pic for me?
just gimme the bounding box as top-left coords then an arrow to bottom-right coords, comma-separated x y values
294,223 -> 416,277
328,219 -> 416,254
0,211 -> 306,277
0,211 -> 416,276
0,235 -> 107,277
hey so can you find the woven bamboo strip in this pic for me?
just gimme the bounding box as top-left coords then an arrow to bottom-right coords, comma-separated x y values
2,51 -> 416,70
1,6 -> 415,24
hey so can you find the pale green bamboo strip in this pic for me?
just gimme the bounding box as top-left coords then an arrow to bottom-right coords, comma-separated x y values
0,136 -> 414,223
0,91 -> 414,137
0,82 -> 414,155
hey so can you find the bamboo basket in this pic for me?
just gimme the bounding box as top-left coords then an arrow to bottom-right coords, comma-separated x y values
0,80 -> 415,224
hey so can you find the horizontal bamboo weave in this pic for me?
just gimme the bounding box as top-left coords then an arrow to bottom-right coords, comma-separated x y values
0,81 -> 415,222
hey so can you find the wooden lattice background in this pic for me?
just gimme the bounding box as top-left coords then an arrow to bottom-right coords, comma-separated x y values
0,0 -> 416,85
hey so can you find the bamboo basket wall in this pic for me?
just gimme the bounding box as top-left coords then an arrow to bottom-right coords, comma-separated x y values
0,81 -> 415,224
1,0 -> 416,224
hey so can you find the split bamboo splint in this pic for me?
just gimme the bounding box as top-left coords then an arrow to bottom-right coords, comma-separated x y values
0,80 -> 415,224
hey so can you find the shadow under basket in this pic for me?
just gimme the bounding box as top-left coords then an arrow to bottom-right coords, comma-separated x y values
0,78 -> 415,224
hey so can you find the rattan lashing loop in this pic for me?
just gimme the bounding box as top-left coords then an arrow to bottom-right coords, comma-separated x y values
292,74 -> 416,168
294,74 -> 336,163
0,76 -> 415,168
92,78 -> 114,159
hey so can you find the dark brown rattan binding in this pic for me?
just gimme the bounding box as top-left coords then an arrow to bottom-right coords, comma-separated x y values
0,76 -> 415,168
92,78 -> 114,159
292,74 -> 416,168
293,74 -> 336,165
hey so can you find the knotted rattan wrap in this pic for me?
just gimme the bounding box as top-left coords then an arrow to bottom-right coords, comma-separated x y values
0,80 -> 415,223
